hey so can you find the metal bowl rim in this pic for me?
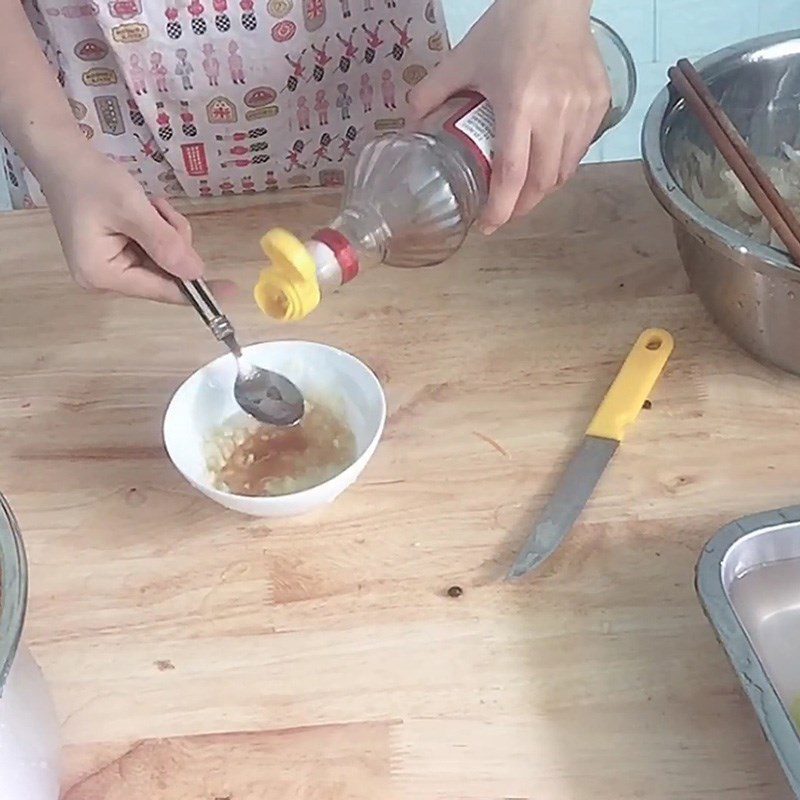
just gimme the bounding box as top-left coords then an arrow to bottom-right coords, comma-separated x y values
642,28 -> 800,278
696,506 -> 800,795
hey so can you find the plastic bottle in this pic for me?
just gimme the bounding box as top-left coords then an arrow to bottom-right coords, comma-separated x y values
255,18 -> 637,322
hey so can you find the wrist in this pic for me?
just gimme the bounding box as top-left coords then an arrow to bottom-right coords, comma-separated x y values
527,0 -> 593,26
31,129 -> 100,194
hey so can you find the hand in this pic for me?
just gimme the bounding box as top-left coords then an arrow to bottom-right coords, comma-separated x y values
409,0 -> 611,234
40,147 -> 235,303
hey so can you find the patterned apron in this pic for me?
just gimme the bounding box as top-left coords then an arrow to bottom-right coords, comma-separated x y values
3,0 -> 448,207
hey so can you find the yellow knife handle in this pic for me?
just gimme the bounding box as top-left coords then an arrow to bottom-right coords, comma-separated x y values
585,328 -> 674,442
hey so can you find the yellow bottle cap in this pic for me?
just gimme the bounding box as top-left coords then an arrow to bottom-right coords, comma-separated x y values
254,228 -> 321,322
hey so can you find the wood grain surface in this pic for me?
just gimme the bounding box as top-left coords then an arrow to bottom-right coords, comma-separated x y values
0,162 -> 797,799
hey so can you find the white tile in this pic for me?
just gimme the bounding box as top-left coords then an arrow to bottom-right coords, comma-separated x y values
602,60 -> 670,162
758,0 -> 800,34
441,0 -> 490,43
656,0 -> 759,61
592,0 -> 656,63
581,139 -> 605,164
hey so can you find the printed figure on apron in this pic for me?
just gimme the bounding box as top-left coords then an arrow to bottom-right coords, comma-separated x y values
381,69 -> 395,109
228,41 -> 245,84
155,101 -> 173,139
335,82 -> 352,120
335,27 -> 358,72
296,95 -> 311,130
285,138 -> 306,171
239,0 -> 256,31
359,73 -> 373,112
188,0 -> 207,34
283,48 -> 307,92
388,17 -> 412,60
337,124 -> 360,161
310,36 -> 333,82
127,98 -> 145,125
202,43 -> 221,86
311,132 -> 334,166
135,132 -> 165,162
213,0 -> 231,31
150,52 -> 168,91
362,19 -> 383,62
314,89 -> 329,125
175,48 -> 194,90
165,3 -> 182,38
129,53 -> 147,94
179,101 -> 198,135
5,0 -> 448,201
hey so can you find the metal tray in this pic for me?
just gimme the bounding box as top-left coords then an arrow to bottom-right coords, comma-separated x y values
697,507 -> 800,797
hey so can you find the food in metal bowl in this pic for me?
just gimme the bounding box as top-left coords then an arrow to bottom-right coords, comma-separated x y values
684,141 -> 800,248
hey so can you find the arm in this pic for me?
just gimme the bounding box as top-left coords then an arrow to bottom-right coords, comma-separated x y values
0,0 -> 87,188
410,0 -> 609,233
0,0 -> 230,303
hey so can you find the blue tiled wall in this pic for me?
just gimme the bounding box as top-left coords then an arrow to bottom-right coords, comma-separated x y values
0,0 -> 796,208
443,0 -> 800,163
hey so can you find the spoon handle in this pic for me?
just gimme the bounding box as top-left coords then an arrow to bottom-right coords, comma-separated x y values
178,278 -> 241,357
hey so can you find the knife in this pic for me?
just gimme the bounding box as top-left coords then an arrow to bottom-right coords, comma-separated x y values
506,328 -> 674,581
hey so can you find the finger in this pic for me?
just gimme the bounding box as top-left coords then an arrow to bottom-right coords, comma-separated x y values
147,199 -> 239,300
408,49 -> 465,121
480,107 -> 532,233
70,230 -> 137,293
558,96 -> 607,186
512,108 -> 566,218
558,103 -> 594,186
128,239 -> 238,303
115,266 -> 188,303
120,196 -> 204,281
509,135 -> 545,218
150,196 -> 193,244
114,266 -> 238,305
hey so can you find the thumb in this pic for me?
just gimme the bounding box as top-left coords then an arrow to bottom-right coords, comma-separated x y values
122,197 -> 204,280
408,50 -> 465,121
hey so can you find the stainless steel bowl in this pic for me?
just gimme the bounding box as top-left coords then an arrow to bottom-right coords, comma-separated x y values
642,30 -> 800,375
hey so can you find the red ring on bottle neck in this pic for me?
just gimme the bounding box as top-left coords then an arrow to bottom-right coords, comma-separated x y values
311,227 -> 360,284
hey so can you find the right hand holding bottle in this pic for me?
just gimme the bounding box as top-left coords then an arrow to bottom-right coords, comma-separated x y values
410,0 -> 610,234
41,149 -> 235,303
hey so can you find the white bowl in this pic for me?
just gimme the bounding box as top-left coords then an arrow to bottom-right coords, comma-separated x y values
163,341 -> 386,517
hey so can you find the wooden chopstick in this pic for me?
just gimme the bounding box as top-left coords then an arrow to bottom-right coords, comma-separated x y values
668,58 -> 800,265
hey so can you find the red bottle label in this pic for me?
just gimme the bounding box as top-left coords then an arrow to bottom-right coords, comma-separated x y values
442,91 -> 494,184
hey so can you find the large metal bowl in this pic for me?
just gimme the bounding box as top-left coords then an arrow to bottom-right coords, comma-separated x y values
642,31 -> 800,375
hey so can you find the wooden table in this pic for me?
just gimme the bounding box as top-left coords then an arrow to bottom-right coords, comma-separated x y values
1,162 -> 798,800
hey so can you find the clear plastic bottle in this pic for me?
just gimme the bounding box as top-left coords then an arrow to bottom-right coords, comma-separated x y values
255,17 -> 637,322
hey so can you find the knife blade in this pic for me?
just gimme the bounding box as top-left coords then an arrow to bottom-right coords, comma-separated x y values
506,328 -> 674,581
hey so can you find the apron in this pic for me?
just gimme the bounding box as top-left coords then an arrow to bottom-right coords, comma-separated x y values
4,0 -> 448,207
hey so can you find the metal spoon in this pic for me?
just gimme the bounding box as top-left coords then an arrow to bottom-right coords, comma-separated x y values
178,278 -> 304,427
